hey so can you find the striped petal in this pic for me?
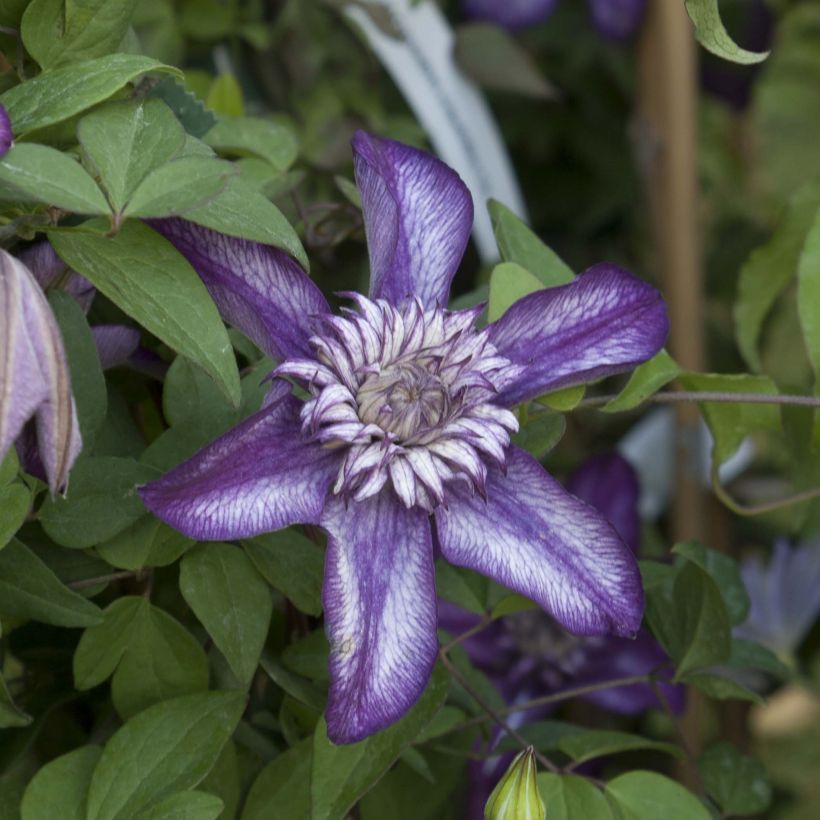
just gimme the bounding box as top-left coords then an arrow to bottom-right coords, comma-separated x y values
322,490 -> 438,743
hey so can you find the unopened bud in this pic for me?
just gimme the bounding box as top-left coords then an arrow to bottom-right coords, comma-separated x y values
484,747 -> 546,820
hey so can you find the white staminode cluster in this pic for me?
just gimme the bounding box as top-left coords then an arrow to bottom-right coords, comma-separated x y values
276,294 -> 524,511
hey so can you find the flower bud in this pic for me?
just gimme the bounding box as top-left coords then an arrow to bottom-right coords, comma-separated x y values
484,747 -> 546,820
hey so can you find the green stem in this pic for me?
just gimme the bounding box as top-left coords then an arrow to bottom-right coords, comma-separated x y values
579,390 -> 820,410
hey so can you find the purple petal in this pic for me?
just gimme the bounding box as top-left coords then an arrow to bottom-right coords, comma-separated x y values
436,446 -> 644,637
586,0 -> 646,41
0,103 -> 12,157
140,389 -> 340,540
321,491 -> 438,743
575,630 -> 685,715
1,250 -> 81,493
16,241 -> 96,311
92,325 -> 141,370
565,452 -> 641,554
463,0 -> 559,30
488,264 -> 668,407
148,219 -> 330,361
352,131 -> 473,310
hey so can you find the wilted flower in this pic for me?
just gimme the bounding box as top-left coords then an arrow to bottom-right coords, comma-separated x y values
464,0 -> 646,41
0,249 -> 81,493
141,131 -> 668,743
735,540 -> 820,659
484,747 -> 545,820
0,103 -> 12,157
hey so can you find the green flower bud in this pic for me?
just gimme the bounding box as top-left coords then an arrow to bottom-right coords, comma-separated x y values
484,746 -> 546,820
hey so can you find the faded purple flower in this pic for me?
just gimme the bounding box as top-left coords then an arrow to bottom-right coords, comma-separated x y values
735,540 -> 820,658
465,0 -> 645,40
140,131 -> 668,743
18,240 -> 97,312
0,249 -> 81,493
0,104 -> 12,158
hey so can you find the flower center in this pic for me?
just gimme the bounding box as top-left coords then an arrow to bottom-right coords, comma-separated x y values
276,295 -> 524,511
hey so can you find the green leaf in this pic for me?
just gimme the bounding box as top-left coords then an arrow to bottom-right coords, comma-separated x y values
77,98 -> 186,215
259,654 -> 326,712
0,448 -> 19,486
488,200 -> 574,285
677,372 -> 780,465
310,665 -> 448,820
206,73 -> 244,117
86,691 -> 245,820
735,183 -> 820,371
684,0 -> 769,65
96,515 -> 193,570
133,791 -> 224,820
672,541 -> 749,626
74,596 -> 209,719
435,559 -> 487,615
0,539 -> 103,627
455,23 -> 555,98
511,412 -> 566,460
603,350 -> 681,412
558,730 -> 682,765
20,745 -> 101,820
727,638 -> 791,680
147,76 -> 217,139
0,54 -> 177,136
242,530 -> 325,617
123,156 -> 235,218
181,176 -> 309,270
798,209 -> 820,378
698,742 -> 772,816
204,115 -> 299,172
0,144 -> 109,214
537,384 -> 585,411
684,671 -> 765,705
282,629 -> 330,682
180,544 -> 272,686
241,738 -> 312,820
40,456 -> 157,548
606,771 -> 712,820
198,741 -> 240,820
645,562 -> 732,680
488,262 -> 545,323
0,484 -> 30,550
49,221 -> 241,406
1,671 -> 32,728
22,0 -> 139,69
537,774 -> 614,820
49,291 -> 107,446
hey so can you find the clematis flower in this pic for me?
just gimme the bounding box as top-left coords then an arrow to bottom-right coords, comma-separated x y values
735,540 -> 820,660
0,249 -> 81,493
0,103 -> 12,157
140,131 -> 668,743
464,0 -> 646,41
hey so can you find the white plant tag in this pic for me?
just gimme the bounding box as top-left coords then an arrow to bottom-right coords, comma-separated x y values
344,0 -> 528,262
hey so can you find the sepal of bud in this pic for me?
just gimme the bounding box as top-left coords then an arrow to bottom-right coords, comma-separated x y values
484,747 -> 546,820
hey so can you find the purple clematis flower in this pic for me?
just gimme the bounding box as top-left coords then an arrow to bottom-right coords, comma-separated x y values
735,540 -> 820,659
0,103 -> 12,158
140,131 -> 668,743
0,249 -> 81,493
464,0 -> 645,40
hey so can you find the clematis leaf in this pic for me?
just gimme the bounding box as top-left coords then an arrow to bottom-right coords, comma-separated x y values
96,515 -> 193,571
537,774 -> 614,820
21,0 -> 139,69
684,0 -> 769,65
85,691 -> 245,820
0,54 -> 178,136
797,211 -> 820,428
205,73 -> 244,117
132,791 -> 223,820
488,199 -> 574,286
40,456 -> 158,549
0,482 -> 29,550
488,261 -> 544,322
204,115 -> 299,171
606,771 -> 712,820
310,664 -> 448,820
0,144 -> 109,214
698,742 -> 772,816
558,730 -> 682,765
0,539 -> 103,627
180,543 -> 272,686
684,672 -> 764,705
20,745 -> 101,820
603,349 -> 681,412
77,98 -> 186,216
1,670 -> 32,728
49,221 -> 241,406
242,738 -> 312,820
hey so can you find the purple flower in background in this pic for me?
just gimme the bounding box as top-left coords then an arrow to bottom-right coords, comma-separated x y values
0,249 -> 81,493
140,131 -> 668,743
464,0 -> 646,40
735,540 -> 820,659
0,104 -> 12,157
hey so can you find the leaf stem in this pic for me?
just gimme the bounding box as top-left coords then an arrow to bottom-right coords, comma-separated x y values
579,390 -> 820,409
68,570 -> 139,590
